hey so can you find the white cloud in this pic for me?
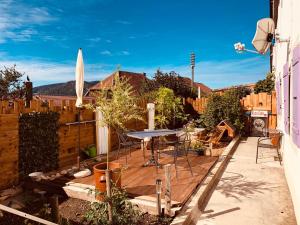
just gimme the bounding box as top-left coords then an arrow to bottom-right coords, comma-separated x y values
100,50 -> 112,56
0,54 -> 269,89
115,20 -> 132,25
0,0 -> 57,43
121,57 -> 270,89
87,37 -> 101,42
119,51 -> 130,56
0,58 -> 115,86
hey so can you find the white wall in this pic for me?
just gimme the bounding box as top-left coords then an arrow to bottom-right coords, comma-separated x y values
274,0 -> 300,223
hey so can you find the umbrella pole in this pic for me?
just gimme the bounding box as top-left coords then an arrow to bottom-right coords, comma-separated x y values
77,107 -> 81,170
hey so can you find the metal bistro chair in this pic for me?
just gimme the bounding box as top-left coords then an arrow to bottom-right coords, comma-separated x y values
116,129 -> 145,165
161,131 -> 193,177
256,129 -> 283,165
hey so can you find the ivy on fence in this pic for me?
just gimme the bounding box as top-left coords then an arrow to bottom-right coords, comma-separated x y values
19,111 -> 60,177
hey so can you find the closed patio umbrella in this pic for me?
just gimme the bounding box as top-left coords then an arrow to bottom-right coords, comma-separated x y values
75,48 -> 84,169
76,48 -> 84,108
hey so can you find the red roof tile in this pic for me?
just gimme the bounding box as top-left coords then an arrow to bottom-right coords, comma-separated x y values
88,71 -> 147,95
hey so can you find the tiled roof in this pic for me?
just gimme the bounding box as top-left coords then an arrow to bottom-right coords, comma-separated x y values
181,77 -> 212,94
87,70 -> 212,96
88,71 -> 147,95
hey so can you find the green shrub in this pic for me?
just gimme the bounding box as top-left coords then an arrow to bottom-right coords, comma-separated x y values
154,87 -> 187,128
201,94 -> 224,130
85,184 -> 141,225
201,89 -> 244,132
141,70 -> 197,98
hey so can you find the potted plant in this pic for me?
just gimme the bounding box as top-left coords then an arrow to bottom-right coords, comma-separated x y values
86,73 -> 145,196
191,140 -> 205,156
82,145 -> 97,159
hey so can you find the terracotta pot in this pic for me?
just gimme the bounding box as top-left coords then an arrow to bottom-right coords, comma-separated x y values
93,162 -> 122,200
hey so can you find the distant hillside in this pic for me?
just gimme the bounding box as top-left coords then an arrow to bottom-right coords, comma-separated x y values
33,80 -> 98,96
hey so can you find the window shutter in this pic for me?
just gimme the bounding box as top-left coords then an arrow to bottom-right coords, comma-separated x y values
283,63 -> 290,134
292,46 -> 300,147
275,79 -> 281,115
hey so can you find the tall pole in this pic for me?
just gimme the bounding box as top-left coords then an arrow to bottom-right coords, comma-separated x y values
77,107 -> 81,170
190,52 -> 195,89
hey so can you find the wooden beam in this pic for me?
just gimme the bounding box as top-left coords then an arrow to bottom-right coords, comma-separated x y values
0,204 -> 58,225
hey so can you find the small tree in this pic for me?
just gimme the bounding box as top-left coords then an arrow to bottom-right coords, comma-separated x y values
222,89 -> 244,131
201,89 -> 244,132
254,72 -> 275,94
87,75 -> 145,131
154,87 -> 187,128
87,75 -> 145,168
0,65 -> 25,100
201,94 -> 224,130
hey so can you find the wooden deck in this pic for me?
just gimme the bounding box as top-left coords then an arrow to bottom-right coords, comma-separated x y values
70,148 -> 218,206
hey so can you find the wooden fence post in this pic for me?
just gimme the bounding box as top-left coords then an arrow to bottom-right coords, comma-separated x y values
164,164 -> 172,216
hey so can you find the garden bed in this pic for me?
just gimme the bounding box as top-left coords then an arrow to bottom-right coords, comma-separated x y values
59,198 -> 172,225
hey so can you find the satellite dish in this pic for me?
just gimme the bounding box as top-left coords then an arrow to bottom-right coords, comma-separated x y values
252,18 -> 275,54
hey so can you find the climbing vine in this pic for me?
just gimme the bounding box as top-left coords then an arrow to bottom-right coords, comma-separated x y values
19,112 -> 60,177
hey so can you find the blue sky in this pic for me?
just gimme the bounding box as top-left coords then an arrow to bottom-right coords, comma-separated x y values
0,0 -> 270,88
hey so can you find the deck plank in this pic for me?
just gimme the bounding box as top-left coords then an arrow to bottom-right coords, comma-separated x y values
71,149 -> 217,205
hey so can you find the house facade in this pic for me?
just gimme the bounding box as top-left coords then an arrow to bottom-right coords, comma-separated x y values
272,0 -> 300,222
86,70 -> 212,97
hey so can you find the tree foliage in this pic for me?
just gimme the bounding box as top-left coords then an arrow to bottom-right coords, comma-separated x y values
154,87 -> 187,129
0,65 -> 25,100
141,70 -> 197,98
200,94 -> 224,130
87,75 -> 145,131
234,86 -> 252,99
254,72 -> 275,94
201,89 -> 244,132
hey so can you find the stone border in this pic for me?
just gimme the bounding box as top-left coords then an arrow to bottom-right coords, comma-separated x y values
171,135 -> 241,225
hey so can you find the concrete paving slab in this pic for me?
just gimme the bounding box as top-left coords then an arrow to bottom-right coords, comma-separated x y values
197,137 -> 296,225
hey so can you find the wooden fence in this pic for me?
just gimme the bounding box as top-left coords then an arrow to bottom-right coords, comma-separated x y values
0,93 -> 276,189
241,91 -> 277,129
0,99 -> 146,190
0,99 -> 95,189
185,97 -> 208,114
185,91 -> 277,129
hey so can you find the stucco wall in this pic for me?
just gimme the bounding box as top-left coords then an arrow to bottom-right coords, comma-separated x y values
274,0 -> 300,223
